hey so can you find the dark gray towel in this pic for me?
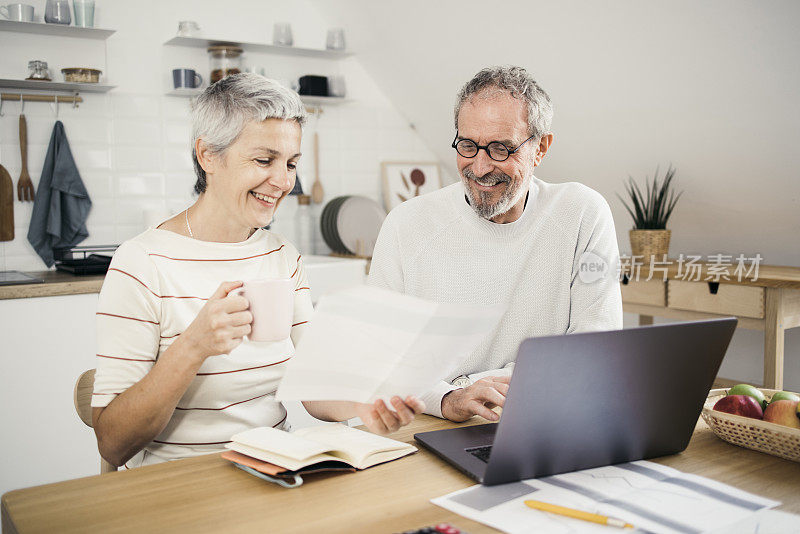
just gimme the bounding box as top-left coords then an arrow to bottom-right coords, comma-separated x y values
27,121 -> 92,267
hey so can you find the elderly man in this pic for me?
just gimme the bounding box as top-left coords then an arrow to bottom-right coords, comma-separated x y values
368,65 -> 623,422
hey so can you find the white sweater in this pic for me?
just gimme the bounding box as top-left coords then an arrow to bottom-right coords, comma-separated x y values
368,177 -> 623,417
92,228 -> 313,467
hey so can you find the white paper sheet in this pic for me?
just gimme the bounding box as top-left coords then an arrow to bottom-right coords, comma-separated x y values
275,285 -> 505,404
432,460 -> 781,534
707,509 -> 800,534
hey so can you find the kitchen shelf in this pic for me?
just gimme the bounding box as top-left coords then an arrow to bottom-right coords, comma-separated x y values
299,96 -> 350,106
165,89 -> 349,106
164,36 -> 353,59
0,79 -> 115,93
165,88 -> 203,97
0,19 -> 115,39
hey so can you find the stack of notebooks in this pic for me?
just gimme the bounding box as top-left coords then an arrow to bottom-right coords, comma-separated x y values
222,424 -> 417,488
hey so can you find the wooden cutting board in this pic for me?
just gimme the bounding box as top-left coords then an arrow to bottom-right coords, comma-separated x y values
0,162 -> 13,241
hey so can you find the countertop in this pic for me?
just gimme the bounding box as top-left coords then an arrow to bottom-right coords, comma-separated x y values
0,271 -> 105,300
0,254 -> 369,301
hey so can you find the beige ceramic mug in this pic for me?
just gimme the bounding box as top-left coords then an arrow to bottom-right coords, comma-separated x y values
236,279 -> 294,342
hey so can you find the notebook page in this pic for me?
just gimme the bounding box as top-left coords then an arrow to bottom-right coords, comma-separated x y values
231,427 -> 331,461
295,424 -> 415,468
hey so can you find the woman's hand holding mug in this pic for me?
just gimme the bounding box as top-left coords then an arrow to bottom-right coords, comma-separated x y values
182,281 -> 252,360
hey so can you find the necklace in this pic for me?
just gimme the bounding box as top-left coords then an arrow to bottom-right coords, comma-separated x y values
184,208 -> 194,238
185,207 -> 257,241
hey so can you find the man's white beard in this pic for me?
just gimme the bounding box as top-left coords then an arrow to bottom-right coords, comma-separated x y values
462,169 -> 528,221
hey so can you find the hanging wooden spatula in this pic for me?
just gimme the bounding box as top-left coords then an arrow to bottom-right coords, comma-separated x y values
0,161 -> 13,241
17,114 -> 35,201
311,131 -> 324,204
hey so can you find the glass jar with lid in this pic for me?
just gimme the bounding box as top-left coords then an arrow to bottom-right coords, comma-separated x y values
26,60 -> 51,81
208,45 -> 243,84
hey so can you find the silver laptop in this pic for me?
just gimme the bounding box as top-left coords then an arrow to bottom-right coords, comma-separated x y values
414,318 -> 737,485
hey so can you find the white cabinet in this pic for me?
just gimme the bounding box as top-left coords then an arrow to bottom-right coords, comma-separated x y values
0,293 -> 100,497
304,254 -> 366,304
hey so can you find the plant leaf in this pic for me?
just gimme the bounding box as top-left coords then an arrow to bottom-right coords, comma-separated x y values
629,177 -> 647,228
662,190 -> 683,226
628,181 -> 645,228
655,165 -> 676,226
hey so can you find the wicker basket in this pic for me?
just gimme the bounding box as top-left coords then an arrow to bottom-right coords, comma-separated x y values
702,388 -> 800,462
629,229 -> 670,259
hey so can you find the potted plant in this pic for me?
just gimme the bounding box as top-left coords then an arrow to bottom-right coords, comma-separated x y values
618,165 -> 682,260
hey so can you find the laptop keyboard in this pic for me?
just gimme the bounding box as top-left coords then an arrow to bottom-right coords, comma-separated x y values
465,445 -> 492,463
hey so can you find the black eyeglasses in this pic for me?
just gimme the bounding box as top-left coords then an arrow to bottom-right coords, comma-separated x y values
451,132 -> 537,162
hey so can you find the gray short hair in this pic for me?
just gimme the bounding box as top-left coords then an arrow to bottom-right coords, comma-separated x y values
454,65 -> 553,139
191,73 -> 308,194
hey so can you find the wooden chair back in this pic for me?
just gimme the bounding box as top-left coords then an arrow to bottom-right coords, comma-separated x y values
73,369 -> 117,474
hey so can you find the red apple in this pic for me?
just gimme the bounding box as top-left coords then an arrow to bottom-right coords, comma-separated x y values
713,395 -> 764,419
762,400 -> 800,430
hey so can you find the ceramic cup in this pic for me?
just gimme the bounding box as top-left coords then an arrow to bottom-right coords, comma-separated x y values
325,28 -> 345,50
0,3 -> 34,21
72,0 -> 94,27
244,66 -> 266,76
172,68 -> 203,89
273,22 -> 293,46
328,75 -> 346,97
177,20 -> 200,37
236,279 -> 294,342
44,0 -> 70,24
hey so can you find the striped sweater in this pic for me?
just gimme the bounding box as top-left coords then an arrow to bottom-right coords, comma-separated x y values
92,227 -> 313,467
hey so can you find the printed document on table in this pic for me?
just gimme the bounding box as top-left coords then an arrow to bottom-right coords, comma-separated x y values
706,509 -> 800,534
275,285 -> 504,404
432,460 -> 780,534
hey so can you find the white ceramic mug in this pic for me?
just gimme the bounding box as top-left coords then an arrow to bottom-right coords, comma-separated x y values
273,22 -> 293,46
236,279 -> 294,342
1,3 -> 34,21
328,75 -> 346,97
325,28 -> 346,50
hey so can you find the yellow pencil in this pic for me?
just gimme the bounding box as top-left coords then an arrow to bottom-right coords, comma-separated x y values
524,500 -> 634,529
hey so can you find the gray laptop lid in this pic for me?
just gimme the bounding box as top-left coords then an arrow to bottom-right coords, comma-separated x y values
481,318 -> 737,485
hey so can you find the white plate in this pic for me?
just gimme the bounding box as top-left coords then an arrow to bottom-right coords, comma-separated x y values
335,196 -> 386,257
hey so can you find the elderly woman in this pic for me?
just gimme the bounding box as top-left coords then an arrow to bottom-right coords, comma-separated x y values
92,74 -> 424,468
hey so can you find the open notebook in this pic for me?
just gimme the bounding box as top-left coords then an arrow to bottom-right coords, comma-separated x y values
226,424 -> 417,471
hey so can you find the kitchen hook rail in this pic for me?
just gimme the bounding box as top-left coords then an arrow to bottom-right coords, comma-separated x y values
305,105 -> 324,116
0,92 -> 83,117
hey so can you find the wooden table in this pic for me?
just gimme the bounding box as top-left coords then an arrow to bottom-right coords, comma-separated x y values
620,261 -> 800,389
3,415 -> 800,534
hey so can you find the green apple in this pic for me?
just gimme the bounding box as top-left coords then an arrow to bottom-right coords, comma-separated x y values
727,384 -> 767,410
770,391 -> 800,404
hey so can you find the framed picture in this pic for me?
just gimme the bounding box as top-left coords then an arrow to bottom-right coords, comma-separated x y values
381,161 -> 443,211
